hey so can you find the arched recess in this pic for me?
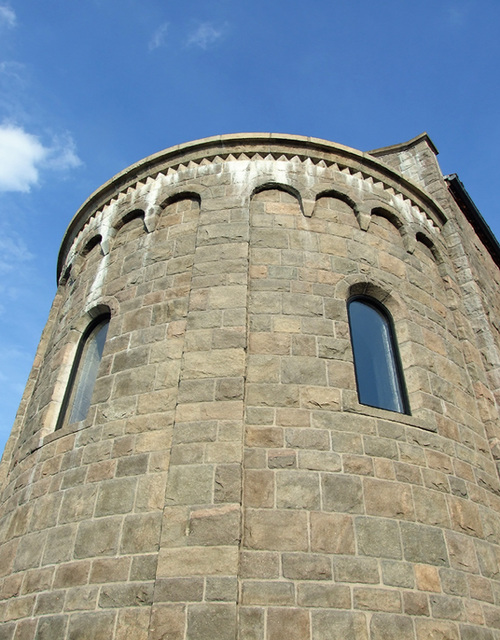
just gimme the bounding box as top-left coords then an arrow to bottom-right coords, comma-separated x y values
336,276 -> 438,424
110,209 -> 147,250
252,182 -> 305,214
348,295 -> 410,414
38,300 -> 117,441
250,183 -> 303,224
415,231 -> 444,267
158,191 -> 201,229
369,206 -> 413,264
313,188 -> 360,225
147,192 -> 202,284
68,234 -> 104,284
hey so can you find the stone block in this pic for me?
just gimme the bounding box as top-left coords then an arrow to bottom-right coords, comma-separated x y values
267,608 -> 311,640
121,512 -> 162,553
369,613 -> 414,640
95,477 -> 137,516
187,504 -> 240,546
53,561 -> 90,589
74,517 -> 121,558
155,578 -> 204,602
364,478 -> 414,519
297,583 -> 351,609
310,512 -> 355,554
401,523 -> 448,566
35,615 -> 68,640
149,605 -> 185,640
90,557 -> 130,583
67,611 -> 117,640
430,594 -> 465,620
240,551 -> 280,579
276,470 -> 320,509
403,591 -> 429,617
282,553 -> 332,580
298,451 -> 342,472
98,582 -> 154,608
241,581 -> 294,605
214,464 -> 241,503
238,607 -> 265,640
244,470 -> 274,508
413,487 -> 450,527
415,564 -> 441,592
244,509 -> 308,551
445,530 -> 479,574
354,587 -> 402,612
311,610 -> 369,640
322,474 -> 363,513
165,464 -> 214,505
415,619 -> 460,639
281,357 -> 327,385
115,608 -> 150,640
187,603 -> 236,640
381,560 -> 415,588
157,546 -> 238,577
355,516 -> 402,559
205,576 -> 238,602
333,557 -> 379,584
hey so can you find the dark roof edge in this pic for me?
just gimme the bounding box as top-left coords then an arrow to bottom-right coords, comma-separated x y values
444,173 -> 500,269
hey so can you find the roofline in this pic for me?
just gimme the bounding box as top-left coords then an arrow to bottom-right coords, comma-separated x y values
57,133 -> 449,280
444,173 -> 500,269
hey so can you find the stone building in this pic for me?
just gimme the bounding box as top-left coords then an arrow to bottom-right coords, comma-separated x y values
1,132 -> 500,639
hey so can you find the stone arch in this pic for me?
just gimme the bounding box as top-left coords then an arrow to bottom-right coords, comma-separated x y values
314,188 -> 359,223
338,276 -> 409,323
415,230 -> 443,266
251,182 -> 305,216
69,234 -> 104,282
109,209 -> 147,253
369,205 -> 413,254
160,190 -> 201,210
38,300 -> 117,441
335,275 -> 436,422
157,191 -> 201,231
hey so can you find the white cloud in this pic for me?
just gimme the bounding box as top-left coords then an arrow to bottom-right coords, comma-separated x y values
0,124 -> 46,192
0,123 -> 81,192
0,5 -> 16,28
149,22 -> 169,51
187,22 -> 225,50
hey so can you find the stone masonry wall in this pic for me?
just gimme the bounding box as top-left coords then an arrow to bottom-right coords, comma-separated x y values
1,134 -> 500,639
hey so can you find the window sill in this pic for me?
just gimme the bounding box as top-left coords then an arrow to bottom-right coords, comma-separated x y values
344,400 -> 437,433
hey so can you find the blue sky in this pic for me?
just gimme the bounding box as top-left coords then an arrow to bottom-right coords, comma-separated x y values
0,0 -> 499,455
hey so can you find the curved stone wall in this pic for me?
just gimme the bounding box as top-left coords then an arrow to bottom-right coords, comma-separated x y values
1,133 -> 500,639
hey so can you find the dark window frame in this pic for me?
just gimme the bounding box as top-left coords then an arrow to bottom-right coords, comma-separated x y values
347,295 -> 410,415
55,313 -> 110,431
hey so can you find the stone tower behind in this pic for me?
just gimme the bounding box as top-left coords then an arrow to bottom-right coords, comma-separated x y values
1,133 -> 500,639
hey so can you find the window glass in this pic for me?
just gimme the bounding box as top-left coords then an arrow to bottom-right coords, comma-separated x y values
56,315 -> 109,429
348,298 -> 408,413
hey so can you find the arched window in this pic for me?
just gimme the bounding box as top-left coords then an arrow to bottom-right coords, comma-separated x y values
347,297 -> 409,414
56,314 -> 110,430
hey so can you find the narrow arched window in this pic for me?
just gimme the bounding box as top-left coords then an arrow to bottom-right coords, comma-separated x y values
56,314 -> 110,430
348,297 -> 409,414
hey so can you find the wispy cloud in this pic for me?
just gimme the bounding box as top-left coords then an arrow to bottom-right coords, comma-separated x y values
44,132 -> 82,171
187,22 -> 225,50
0,5 -> 16,28
0,230 -> 33,276
149,22 -> 169,51
0,123 -> 81,192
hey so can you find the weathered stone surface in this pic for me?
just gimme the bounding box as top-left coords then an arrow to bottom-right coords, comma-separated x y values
3,133 -> 500,640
